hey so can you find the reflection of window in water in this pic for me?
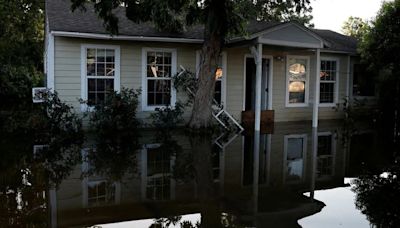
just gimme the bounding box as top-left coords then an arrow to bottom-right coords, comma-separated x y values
146,147 -> 171,200
212,145 -> 221,182
317,134 -> 335,179
87,180 -> 116,207
285,135 -> 306,181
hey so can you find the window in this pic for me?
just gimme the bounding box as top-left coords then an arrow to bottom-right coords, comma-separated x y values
286,56 -> 309,106
317,133 -> 335,179
196,51 -> 226,107
81,45 -> 120,109
284,134 -> 307,182
214,55 -> 225,106
146,147 -> 171,200
320,59 -> 339,105
142,48 -> 176,110
353,63 -> 375,97
87,180 -> 116,207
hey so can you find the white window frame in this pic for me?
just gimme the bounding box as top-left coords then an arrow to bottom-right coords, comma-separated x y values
196,50 -> 227,108
285,55 -> 310,107
319,57 -> 340,107
142,47 -> 177,111
80,44 -> 121,112
283,134 -> 308,183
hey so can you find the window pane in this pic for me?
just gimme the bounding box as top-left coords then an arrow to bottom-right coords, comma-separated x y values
97,49 -> 105,62
87,63 -> 96,76
106,63 -> 115,76
214,80 -> 222,105
318,135 -> 332,156
289,81 -> 305,103
164,52 -> 171,64
147,80 -> 171,106
88,79 -> 96,92
289,58 -> 307,81
106,49 -> 115,62
320,83 -> 334,103
97,63 -> 105,76
287,138 -> 303,160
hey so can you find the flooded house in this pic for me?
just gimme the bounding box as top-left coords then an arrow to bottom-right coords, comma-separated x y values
43,0 -> 375,129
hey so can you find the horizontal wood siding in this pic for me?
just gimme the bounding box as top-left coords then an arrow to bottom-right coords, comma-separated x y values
54,37 -> 198,123
54,37 -> 349,123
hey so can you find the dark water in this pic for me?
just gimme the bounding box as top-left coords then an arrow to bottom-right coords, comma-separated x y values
1,120 -> 398,228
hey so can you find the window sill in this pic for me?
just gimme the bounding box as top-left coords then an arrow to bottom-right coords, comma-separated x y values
319,103 -> 337,108
142,105 -> 175,112
285,103 -> 309,108
80,104 -> 95,112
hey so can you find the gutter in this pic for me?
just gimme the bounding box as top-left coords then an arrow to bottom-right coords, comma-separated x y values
50,31 -> 204,44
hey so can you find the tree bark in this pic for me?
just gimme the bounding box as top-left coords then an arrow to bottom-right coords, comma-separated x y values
188,36 -> 221,129
188,0 -> 226,129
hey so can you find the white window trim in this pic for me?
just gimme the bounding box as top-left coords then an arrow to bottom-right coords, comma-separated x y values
319,57 -> 340,107
141,47 -> 177,111
80,44 -> 121,112
285,55 -> 310,107
195,50 -> 227,108
317,131 -> 337,179
283,134 -> 308,183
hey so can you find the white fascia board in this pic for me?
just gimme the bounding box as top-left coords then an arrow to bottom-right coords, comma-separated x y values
259,38 -> 323,49
51,31 -> 204,44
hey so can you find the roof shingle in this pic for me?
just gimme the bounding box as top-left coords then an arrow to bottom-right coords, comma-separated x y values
47,0 -> 357,53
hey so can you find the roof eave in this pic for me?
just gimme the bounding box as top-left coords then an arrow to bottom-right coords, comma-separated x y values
50,31 -> 204,44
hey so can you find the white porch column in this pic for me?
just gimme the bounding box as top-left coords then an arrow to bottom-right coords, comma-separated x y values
312,49 -> 321,128
255,43 -> 263,132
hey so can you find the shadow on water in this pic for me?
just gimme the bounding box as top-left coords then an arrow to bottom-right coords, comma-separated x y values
1,119 -> 399,227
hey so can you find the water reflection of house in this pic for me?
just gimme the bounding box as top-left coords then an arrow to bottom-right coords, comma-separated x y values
50,121 -> 347,227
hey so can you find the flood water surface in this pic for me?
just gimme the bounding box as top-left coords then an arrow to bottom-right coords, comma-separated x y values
1,121 -> 397,227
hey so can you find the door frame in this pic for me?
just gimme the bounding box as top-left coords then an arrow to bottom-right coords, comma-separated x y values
242,54 -> 274,111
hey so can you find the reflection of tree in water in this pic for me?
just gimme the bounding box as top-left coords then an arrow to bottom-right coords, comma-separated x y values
0,92 -> 84,227
352,162 -> 400,228
85,129 -> 141,181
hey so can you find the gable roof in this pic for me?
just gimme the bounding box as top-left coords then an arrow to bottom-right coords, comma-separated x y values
46,0 -> 358,54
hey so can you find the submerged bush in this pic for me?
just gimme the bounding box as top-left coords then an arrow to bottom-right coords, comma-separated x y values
150,102 -> 185,130
89,87 -> 141,133
86,88 -> 142,180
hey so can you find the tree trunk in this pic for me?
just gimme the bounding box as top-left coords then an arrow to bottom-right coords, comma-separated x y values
188,0 -> 226,130
188,35 -> 222,129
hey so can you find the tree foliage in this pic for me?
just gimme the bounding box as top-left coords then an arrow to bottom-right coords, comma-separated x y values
358,0 -> 400,154
0,0 -> 44,109
342,16 -> 370,40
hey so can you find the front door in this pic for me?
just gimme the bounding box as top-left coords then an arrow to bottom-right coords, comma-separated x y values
245,57 -> 270,111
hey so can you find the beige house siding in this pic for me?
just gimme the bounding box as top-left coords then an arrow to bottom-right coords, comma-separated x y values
53,36 -> 350,124
54,36 -> 199,123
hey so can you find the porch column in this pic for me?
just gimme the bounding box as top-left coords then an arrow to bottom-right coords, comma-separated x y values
255,43 -> 263,132
312,48 -> 321,128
